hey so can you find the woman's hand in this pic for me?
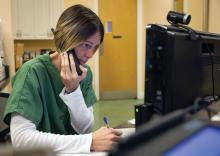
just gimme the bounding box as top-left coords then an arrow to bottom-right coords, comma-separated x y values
91,127 -> 122,152
60,52 -> 87,92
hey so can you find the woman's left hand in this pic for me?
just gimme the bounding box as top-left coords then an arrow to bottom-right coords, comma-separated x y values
60,52 -> 87,92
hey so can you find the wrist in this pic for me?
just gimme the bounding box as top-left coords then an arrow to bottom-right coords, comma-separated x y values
64,86 -> 79,94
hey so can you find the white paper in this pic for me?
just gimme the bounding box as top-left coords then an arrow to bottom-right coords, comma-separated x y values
128,118 -> 135,125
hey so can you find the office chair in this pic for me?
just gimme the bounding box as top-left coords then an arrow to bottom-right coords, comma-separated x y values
0,92 -> 10,143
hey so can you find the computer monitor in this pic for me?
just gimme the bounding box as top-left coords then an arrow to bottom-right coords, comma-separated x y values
145,24 -> 220,114
163,125 -> 220,156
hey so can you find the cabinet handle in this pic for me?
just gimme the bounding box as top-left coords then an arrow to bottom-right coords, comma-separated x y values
16,30 -> 22,37
113,35 -> 122,39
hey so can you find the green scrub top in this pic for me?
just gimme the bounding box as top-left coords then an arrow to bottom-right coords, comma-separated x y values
3,53 -> 97,135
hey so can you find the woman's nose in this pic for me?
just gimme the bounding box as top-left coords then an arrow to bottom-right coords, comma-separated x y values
85,50 -> 94,58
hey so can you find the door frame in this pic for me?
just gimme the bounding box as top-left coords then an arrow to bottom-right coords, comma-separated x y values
93,0 -> 144,100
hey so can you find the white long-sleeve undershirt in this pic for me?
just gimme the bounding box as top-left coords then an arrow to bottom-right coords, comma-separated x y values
59,86 -> 94,134
10,86 -> 94,154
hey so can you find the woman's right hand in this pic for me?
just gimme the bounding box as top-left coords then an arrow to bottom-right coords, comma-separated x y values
60,52 -> 87,92
91,127 -> 122,152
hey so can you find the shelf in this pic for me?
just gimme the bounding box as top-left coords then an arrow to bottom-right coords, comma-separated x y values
14,37 -> 54,40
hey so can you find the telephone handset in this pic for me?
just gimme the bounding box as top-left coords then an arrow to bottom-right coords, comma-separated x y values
67,49 -> 83,75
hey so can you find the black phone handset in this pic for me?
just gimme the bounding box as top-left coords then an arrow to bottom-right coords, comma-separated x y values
67,49 -> 83,76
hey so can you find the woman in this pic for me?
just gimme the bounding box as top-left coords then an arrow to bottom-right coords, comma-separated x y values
4,4 -> 122,153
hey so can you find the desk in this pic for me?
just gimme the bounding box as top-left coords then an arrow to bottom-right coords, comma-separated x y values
57,152 -> 107,156
107,101 -> 220,156
56,128 -> 135,156
195,100 -> 220,124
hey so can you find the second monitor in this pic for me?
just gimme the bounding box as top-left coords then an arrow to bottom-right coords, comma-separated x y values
145,24 -> 220,114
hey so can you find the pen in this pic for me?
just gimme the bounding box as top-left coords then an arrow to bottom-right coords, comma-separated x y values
103,116 -> 109,128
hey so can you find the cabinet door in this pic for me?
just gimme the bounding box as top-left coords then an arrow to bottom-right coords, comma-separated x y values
49,0 -> 63,31
13,0 -> 35,38
12,0 -> 18,37
35,0 -> 51,38
12,0 -> 63,39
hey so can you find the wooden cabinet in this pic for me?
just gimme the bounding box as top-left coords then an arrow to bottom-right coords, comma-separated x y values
12,0 -> 63,40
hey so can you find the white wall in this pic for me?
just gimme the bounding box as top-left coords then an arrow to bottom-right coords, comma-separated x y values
0,0 -> 15,77
209,0 -> 220,34
137,0 -> 173,99
184,0 -> 203,31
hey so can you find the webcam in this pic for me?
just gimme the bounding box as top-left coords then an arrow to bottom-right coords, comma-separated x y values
167,11 -> 191,25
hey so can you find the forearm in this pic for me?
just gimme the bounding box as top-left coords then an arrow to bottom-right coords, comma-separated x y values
59,86 -> 94,134
10,113 -> 92,154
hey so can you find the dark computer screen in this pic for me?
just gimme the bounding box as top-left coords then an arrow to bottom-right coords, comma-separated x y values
145,24 -> 220,114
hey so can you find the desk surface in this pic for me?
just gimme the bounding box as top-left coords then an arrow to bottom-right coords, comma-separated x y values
196,100 -> 220,122
57,152 -> 107,156
0,128 -> 135,156
56,128 -> 135,156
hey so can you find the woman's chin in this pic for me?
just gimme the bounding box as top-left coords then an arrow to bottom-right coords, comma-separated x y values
80,61 -> 86,65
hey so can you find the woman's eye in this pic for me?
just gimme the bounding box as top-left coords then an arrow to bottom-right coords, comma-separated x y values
83,43 -> 92,49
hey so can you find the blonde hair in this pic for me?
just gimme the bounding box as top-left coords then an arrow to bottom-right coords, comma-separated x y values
53,4 -> 104,52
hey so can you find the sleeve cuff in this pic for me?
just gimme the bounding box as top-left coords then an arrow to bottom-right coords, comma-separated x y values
86,133 -> 93,153
59,86 -> 83,103
68,133 -> 93,153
